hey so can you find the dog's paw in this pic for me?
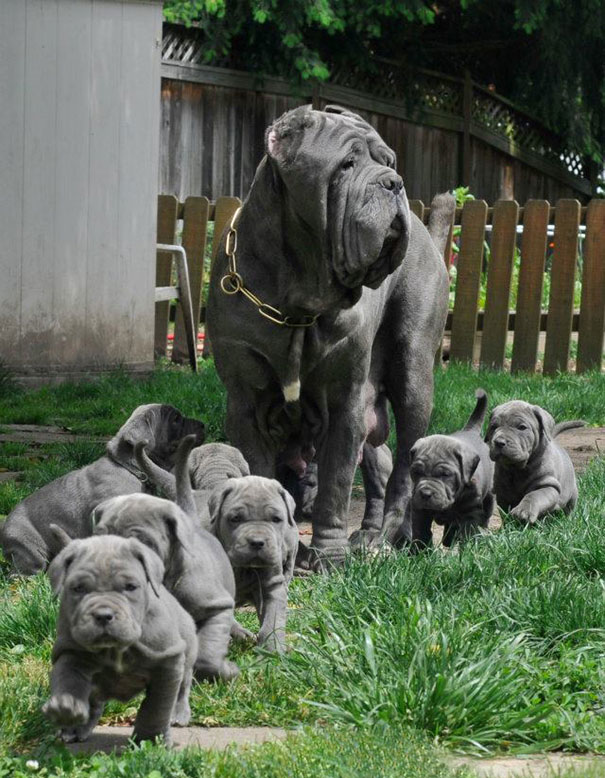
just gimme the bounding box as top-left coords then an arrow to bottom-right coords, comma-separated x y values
230,622 -> 255,642
349,528 -> 380,551
58,724 -> 94,743
43,694 -> 89,727
510,504 -> 538,524
171,702 -> 191,727
220,660 -> 240,681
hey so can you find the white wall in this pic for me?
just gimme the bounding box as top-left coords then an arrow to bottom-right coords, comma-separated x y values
0,0 -> 163,383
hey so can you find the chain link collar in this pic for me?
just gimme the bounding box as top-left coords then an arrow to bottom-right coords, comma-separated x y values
220,207 -> 319,328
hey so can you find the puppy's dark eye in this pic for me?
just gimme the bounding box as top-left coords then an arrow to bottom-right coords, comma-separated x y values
71,583 -> 87,595
124,583 -> 138,592
342,158 -> 355,171
517,424 -> 528,431
229,515 -> 244,524
271,515 -> 283,524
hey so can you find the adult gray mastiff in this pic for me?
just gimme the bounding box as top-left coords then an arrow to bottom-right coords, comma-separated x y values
486,401 -> 584,523
403,389 -> 494,550
92,492 -> 239,681
207,104 -> 454,566
43,535 -> 197,745
0,404 -> 205,575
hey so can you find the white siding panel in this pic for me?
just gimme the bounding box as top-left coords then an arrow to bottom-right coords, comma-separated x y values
0,1 -> 26,349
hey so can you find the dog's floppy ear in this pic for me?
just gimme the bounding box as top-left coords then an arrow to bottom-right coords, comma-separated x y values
455,446 -> 480,485
47,541 -> 82,596
106,404 -> 159,465
277,484 -> 297,528
128,538 -> 164,598
163,505 -> 193,550
207,481 -> 238,541
532,406 -> 555,445
49,524 -> 73,551
484,416 -> 497,443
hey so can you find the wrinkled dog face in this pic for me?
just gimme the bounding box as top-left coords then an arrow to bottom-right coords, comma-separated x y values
47,535 -> 163,651
410,436 -> 480,511
209,476 -> 295,569
92,494 -> 188,566
265,105 -> 411,305
486,401 -> 554,467
108,404 -> 205,469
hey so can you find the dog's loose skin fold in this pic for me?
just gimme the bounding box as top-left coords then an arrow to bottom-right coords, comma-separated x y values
207,105 -> 453,566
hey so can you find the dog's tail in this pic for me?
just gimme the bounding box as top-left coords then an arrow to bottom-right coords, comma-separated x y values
427,192 -> 456,257
134,441 -> 177,500
174,434 -> 198,519
463,388 -> 488,433
553,420 -> 586,437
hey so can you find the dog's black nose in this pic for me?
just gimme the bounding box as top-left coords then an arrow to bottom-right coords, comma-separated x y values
248,538 -> 265,550
93,608 -> 114,626
380,172 -> 403,193
420,487 -> 432,500
494,439 -> 506,449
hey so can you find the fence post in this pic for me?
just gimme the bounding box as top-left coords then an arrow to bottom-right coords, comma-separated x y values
155,195 -> 179,357
172,196 -> 210,365
459,69 -> 473,187
543,199 -> 581,376
449,199 -> 488,363
480,200 -> 519,368
577,199 -> 605,373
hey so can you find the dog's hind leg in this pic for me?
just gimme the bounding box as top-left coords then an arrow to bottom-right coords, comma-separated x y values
194,609 -> 239,681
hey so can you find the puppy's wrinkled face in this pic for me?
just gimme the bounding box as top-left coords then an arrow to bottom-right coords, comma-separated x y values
92,494 -> 176,565
51,537 -> 154,651
486,401 -> 551,467
211,477 -> 293,569
410,436 -> 478,512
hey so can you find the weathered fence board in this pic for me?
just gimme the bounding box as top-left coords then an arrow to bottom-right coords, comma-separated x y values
449,200 -> 488,362
155,195 -> 179,356
172,196 -> 210,363
543,200 -> 581,375
480,200 -> 519,368
577,200 -> 605,373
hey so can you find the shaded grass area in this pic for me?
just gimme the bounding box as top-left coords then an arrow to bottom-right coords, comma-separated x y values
1,362 -> 605,770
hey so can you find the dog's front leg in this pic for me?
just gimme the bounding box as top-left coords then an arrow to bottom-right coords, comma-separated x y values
133,661 -> 184,745
225,390 -> 277,478
195,609 -> 240,681
42,652 -> 95,738
510,486 -> 561,523
309,399 -> 365,567
254,573 -> 288,653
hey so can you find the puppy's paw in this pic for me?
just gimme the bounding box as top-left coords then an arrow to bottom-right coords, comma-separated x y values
59,723 -> 95,743
171,702 -> 191,727
349,528 -> 380,551
43,694 -> 89,727
230,622 -> 255,642
510,504 -> 538,524
220,660 -> 240,681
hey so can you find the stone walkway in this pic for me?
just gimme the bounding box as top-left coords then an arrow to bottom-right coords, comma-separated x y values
450,753 -> 605,777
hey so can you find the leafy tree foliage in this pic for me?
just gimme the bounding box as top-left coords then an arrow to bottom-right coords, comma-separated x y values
163,0 -> 604,159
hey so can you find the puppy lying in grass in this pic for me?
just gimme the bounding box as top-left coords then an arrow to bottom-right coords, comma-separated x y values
401,389 -> 494,550
43,535 -> 196,746
0,404 -> 205,575
486,400 -> 584,523
91,492 -> 239,681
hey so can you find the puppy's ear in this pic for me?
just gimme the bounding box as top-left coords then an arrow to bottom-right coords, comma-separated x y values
164,506 -> 192,549
49,524 -> 73,551
455,447 -> 480,485
207,481 -> 237,540
47,542 -> 81,596
277,484 -> 297,528
129,538 -> 164,598
107,405 -> 157,464
532,406 -> 555,445
409,442 -> 419,462
484,417 -> 497,443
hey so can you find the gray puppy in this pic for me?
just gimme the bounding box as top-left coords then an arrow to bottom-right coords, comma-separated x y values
0,404 -> 205,574
203,477 -> 299,653
207,105 -> 454,568
486,400 -> 584,523
402,390 -> 494,550
92,493 -> 239,681
134,436 -> 250,522
43,535 -> 197,746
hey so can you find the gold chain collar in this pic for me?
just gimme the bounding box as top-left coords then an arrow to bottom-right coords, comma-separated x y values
219,207 -> 319,328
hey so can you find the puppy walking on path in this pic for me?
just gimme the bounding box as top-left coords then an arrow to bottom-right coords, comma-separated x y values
43,535 -> 197,746
486,401 -> 584,523
0,404 -> 205,574
403,389 -> 494,550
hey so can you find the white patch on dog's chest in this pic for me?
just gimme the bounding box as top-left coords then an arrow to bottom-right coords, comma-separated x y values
282,379 -> 301,403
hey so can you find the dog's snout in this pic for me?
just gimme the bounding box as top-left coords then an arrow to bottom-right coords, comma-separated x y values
92,607 -> 115,626
248,538 -> 265,550
419,487 -> 432,500
380,172 -> 403,193
494,438 -> 506,449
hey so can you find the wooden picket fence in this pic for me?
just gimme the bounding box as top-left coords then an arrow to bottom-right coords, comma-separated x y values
155,195 -> 605,374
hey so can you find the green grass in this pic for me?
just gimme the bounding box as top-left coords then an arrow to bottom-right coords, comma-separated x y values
0,362 -> 604,774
